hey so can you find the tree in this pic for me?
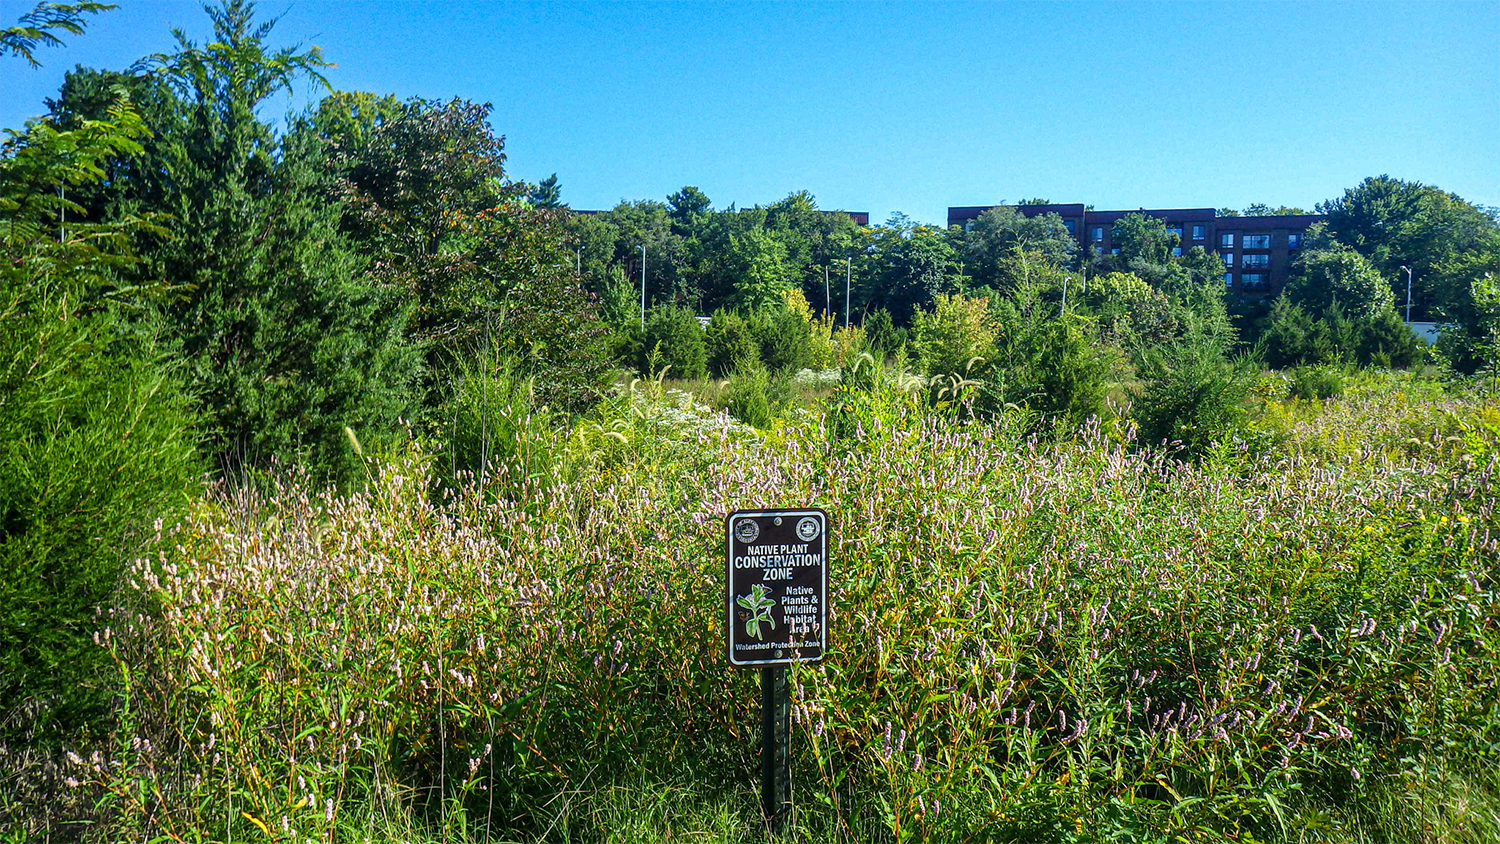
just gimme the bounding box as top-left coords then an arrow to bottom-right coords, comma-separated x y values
959,205 -> 1076,292
133,0 -> 421,481
1285,244 -> 1393,322
319,94 -> 610,411
1111,212 -> 1177,267
729,228 -> 794,312
667,185 -> 712,229
1319,176 -> 1495,277
529,172 -> 563,208
867,225 -> 965,325
1243,203 -> 1309,217
1,0 -> 112,67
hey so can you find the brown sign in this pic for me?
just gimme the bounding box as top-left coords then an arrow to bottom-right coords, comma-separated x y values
725,508 -> 828,666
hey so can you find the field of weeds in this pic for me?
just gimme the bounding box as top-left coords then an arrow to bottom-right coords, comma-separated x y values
28,372 -> 1500,843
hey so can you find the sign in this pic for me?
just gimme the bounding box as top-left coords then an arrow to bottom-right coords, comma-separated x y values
725,508 -> 828,666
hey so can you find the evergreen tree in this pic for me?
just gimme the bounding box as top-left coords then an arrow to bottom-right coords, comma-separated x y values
138,0 -> 420,481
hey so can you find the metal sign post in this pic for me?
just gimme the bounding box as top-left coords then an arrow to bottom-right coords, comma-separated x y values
725,507 -> 828,835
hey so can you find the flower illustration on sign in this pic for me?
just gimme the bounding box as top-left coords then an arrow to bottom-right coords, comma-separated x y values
736,583 -> 777,640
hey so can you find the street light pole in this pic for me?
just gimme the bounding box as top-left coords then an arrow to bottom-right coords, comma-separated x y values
844,256 -> 852,329
639,245 -> 646,328
824,264 -> 830,320
1062,276 -> 1071,313
1401,265 -> 1413,323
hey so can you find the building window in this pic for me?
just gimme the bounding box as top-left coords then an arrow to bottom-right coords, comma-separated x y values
1221,233 -> 1235,248
1242,272 -> 1269,288
1166,226 -> 1183,239
1110,247 -> 1120,255
1090,226 -> 1104,241
1221,253 -> 1234,267
1223,272 -> 1234,287
1092,244 -> 1102,256
1064,219 -> 1076,234
1242,254 -> 1270,268
1243,234 -> 1271,249
1288,233 -> 1301,249
1172,247 -> 1182,257
1192,225 -> 1206,240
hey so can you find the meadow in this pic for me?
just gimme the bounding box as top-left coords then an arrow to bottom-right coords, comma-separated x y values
19,367 -> 1498,843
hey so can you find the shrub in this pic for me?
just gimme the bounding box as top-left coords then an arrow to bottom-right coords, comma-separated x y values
704,311 -> 760,376
754,306 -> 815,374
0,317 -> 200,743
985,313 -> 1111,432
862,307 -> 905,361
1289,365 -> 1345,401
720,367 -> 776,428
909,293 -> 997,378
1357,306 -> 1426,369
1131,340 -> 1255,459
633,306 -> 707,379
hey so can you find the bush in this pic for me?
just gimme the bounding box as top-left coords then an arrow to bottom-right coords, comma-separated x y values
862,307 -> 905,361
1289,365 -> 1345,401
1358,306 -> 1426,369
633,306 -> 707,379
720,367 -> 777,428
984,313 -> 1111,432
910,293 -> 998,378
704,311 -> 760,376
1131,341 -> 1255,459
753,306 -> 815,374
0,317 -> 200,743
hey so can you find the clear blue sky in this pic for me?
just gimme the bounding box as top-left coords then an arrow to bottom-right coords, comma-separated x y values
4,0 -> 1497,225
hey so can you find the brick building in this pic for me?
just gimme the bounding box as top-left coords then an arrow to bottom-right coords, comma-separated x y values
947,203 -> 1323,295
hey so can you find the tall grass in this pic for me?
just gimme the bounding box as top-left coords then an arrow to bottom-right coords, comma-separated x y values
46,376 -> 1500,842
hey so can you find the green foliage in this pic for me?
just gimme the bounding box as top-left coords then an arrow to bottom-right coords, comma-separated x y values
633,306 -> 707,379
909,293 -> 997,378
528,172 -> 563,209
0,92 -> 199,744
985,309 -> 1111,432
1110,212 -> 1178,266
1285,243 -> 1393,321
703,310 -> 759,376
1288,365 -> 1345,401
1131,339 -> 1255,459
728,227 -> 794,312
436,347 -> 559,498
0,1 -> 113,67
959,205 -> 1077,292
753,304 -> 816,374
1357,306 -> 1426,369
1262,296 -> 1425,371
861,307 -> 904,360
866,225 -> 965,325
720,367 -> 778,429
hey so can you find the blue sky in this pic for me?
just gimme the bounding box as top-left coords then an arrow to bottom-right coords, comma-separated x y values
3,0 -> 1497,226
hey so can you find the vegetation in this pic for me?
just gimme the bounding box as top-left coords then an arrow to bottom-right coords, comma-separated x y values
3,2 -> 1500,842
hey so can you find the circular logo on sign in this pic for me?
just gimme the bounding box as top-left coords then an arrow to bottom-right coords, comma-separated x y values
734,517 -> 760,544
796,516 -> 821,542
